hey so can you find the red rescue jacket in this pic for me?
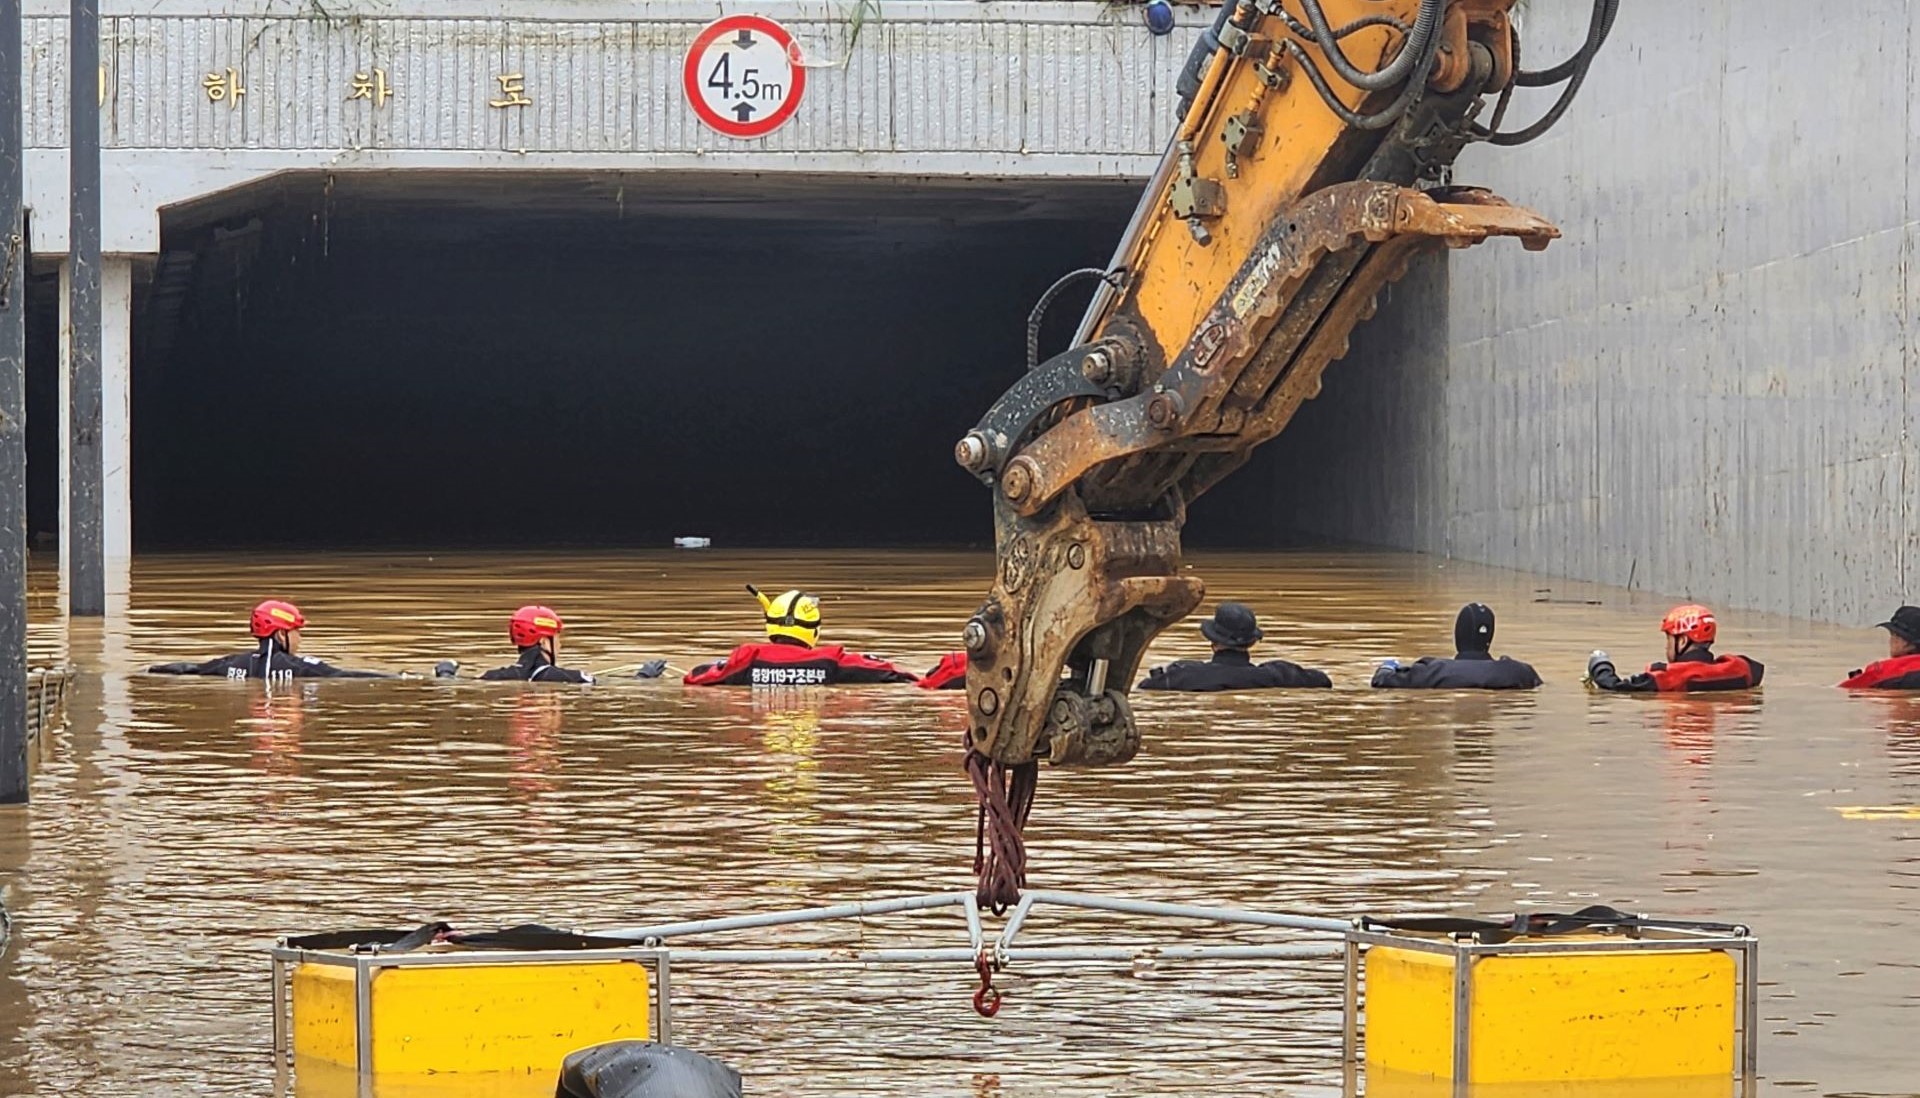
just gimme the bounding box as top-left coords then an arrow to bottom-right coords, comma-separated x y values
1646,654 -> 1763,692
919,651 -> 967,690
1593,647 -> 1763,693
1840,653 -> 1920,690
683,641 -> 917,687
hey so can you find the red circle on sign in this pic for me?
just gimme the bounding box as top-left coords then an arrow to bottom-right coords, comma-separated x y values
683,15 -> 807,139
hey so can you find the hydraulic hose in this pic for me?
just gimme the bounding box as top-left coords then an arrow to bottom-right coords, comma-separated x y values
1330,13 -> 1412,39
1178,3 -> 1425,122
1516,0 -> 1618,86
1174,1 -> 1238,120
1028,268 -> 1123,372
1484,0 -> 1617,145
1283,28 -> 1440,132
1295,0 -> 1444,91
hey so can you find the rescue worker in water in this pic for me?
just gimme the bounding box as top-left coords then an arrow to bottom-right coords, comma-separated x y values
1371,603 -> 1541,690
1138,602 -> 1331,691
1587,604 -> 1764,692
432,606 -> 666,682
481,606 -> 595,683
684,586 -> 917,686
147,600 -> 393,680
1840,605 -> 1920,689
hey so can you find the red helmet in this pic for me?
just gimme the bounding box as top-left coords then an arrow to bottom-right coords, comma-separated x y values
250,600 -> 306,638
1660,604 -> 1717,644
510,605 -> 564,648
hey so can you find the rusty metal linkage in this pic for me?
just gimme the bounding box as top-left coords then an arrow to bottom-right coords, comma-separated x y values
952,0 -> 1576,910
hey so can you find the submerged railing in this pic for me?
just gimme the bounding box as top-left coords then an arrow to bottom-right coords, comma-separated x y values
25,666 -> 70,745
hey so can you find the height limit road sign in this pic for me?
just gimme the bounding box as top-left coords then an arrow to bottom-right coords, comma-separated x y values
684,15 -> 807,139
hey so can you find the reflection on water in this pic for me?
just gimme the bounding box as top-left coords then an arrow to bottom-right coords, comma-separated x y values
0,549 -> 1917,1095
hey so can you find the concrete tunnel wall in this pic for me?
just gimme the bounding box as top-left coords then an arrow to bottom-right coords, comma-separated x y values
126,172 -> 1285,549
1270,0 -> 1920,625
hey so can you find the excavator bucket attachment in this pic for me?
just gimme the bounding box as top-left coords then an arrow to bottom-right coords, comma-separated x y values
961,183 -> 1556,769
951,0 -> 1608,910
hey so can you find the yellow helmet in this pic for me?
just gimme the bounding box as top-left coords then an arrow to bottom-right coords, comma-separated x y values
751,585 -> 821,647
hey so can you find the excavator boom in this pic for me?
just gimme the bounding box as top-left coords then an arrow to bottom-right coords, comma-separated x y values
955,0 -> 1616,910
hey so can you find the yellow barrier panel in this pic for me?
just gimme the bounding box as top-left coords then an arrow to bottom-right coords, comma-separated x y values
291,1057 -> 559,1098
1364,941 -> 1735,1083
1363,1069 -> 1743,1098
291,958 -> 650,1077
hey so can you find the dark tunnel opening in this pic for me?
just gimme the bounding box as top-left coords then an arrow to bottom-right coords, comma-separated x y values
130,171 -> 1294,551
137,172 -> 1129,548
23,251 -> 60,549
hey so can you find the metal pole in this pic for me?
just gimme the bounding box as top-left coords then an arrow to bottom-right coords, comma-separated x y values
352,956 -> 373,1076
602,891 -> 974,941
1450,950 -> 1472,1096
653,953 -> 672,1046
1015,889 -> 1355,935
67,0 -> 104,617
999,892 -> 1040,945
664,943 -> 1341,965
0,0 -> 30,804
1342,938 -> 1359,1065
270,956 -> 288,1066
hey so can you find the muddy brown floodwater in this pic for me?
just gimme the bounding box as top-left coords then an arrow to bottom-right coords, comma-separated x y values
0,548 -> 1916,1096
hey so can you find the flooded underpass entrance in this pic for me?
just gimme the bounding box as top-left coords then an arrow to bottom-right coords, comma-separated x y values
132,173 -> 1140,547
2,548 -> 1917,1095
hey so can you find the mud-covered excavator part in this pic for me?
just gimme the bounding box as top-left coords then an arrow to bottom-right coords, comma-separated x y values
957,0 -> 1617,912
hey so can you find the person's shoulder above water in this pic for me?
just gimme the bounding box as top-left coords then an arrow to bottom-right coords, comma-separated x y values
919,651 -> 968,690
684,585 -> 916,687
683,640 -> 915,686
147,652 -> 253,677
1250,657 -> 1333,688
1137,657 -> 1213,691
1840,605 -> 1920,689
1369,603 -> 1541,690
147,600 -> 393,679
283,652 -> 394,679
1587,604 -> 1761,693
1370,653 -> 1541,690
1137,602 -> 1331,692
476,610 -> 598,683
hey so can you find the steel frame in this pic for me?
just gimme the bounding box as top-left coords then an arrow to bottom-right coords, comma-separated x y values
1340,926 -> 1761,1094
268,942 -> 675,1079
270,892 -> 1760,1094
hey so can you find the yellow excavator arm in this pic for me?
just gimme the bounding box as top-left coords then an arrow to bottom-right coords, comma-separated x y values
955,0 -> 1616,909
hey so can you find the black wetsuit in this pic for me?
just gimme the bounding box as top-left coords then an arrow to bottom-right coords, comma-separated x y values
1138,649 -> 1332,691
1370,649 -> 1542,690
149,644 -> 392,681
480,648 -> 593,684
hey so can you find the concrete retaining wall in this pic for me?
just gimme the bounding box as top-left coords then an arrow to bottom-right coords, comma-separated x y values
1271,0 -> 1918,625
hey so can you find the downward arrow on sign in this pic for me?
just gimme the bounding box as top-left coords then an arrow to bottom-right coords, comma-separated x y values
733,102 -> 758,122
734,28 -> 755,48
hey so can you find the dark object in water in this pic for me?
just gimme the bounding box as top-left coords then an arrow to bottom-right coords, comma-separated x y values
634,660 -> 668,680
556,1041 -> 741,1098
434,660 -> 460,679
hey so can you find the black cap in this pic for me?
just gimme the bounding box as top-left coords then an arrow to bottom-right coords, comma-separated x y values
1455,603 -> 1496,653
1200,602 -> 1263,649
1878,606 -> 1920,646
